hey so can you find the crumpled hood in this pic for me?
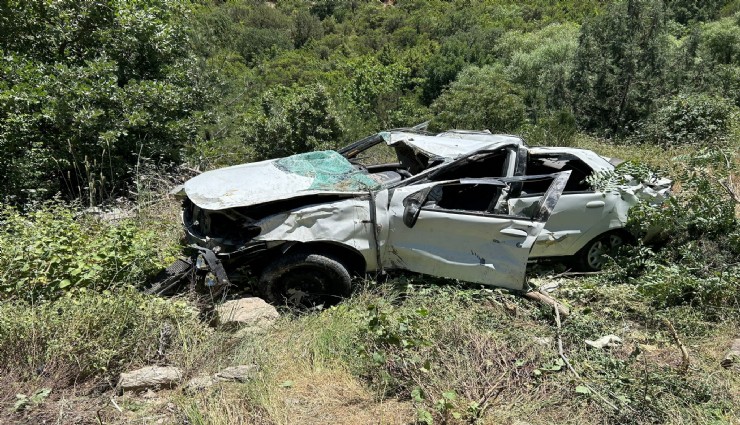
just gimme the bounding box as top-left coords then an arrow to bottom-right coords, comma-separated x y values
181,151 -> 379,210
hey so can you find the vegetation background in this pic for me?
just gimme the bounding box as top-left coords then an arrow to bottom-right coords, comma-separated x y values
0,0 -> 739,424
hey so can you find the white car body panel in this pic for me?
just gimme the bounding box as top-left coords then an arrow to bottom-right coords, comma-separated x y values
384,131 -> 523,159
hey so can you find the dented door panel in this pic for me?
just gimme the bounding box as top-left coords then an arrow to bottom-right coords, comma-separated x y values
384,173 -> 569,290
254,197 -> 386,271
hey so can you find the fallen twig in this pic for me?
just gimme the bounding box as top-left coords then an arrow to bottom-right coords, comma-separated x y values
549,271 -> 605,279
110,397 -> 123,413
720,179 -> 739,204
524,290 -> 570,318
662,318 -> 690,373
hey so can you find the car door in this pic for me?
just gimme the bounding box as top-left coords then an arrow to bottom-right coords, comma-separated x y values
508,191 -> 623,258
383,172 -> 569,291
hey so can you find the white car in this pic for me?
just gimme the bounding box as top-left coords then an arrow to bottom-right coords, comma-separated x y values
160,129 -> 668,306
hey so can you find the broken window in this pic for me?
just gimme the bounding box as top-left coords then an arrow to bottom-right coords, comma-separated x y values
429,149 -> 510,181
349,142 -> 400,167
525,154 -> 593,193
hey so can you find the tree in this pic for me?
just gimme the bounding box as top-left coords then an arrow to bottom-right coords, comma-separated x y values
0,0 -> 200,203
245,84 -> 344,161
569,0 -> 670,136
431,65 -> 526,133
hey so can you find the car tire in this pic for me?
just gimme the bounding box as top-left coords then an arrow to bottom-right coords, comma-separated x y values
573,231 -> 628,272
259,250 -> 352,308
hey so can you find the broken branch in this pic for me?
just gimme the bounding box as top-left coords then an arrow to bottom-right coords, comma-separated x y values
662,318 -> 690,373
720,179 -> 739,204
524,290 -> 570,318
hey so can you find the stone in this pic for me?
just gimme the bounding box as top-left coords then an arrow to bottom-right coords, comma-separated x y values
118,366 -> 183,393
184,375 -> 218,393
214,297 -> 279,332
215,364 -> 259,382
721,338 -> 740,368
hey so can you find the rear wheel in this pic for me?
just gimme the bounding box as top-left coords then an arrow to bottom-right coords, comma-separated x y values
573,232 -> 627,271
259,251 -> 352,309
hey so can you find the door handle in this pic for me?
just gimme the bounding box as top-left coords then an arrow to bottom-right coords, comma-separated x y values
500,228 -> 528,237
586,201 -> 605,208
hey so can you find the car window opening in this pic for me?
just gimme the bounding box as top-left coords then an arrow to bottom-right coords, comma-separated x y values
526,154 -> 593,192
430,150 -> 508,181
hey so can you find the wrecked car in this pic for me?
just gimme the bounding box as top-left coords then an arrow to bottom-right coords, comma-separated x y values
159,129 -> 669,306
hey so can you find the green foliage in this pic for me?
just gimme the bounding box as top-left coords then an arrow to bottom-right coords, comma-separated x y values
0,0 -> 201,204
190,1 -> 293,64
637,93 -> 738,146
431,65 -> 526,132
245,84 -> 344,161
610,149 -> 740,309
0,202 -> 175,301
500,24 -> 579,119
420,28 -> 500,104
14,388 -> 51,412
0,287 -> 204,380
344,56 -> 417,129
665,0 -> 727,24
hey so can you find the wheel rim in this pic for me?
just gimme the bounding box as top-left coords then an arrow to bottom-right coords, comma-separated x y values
276,265 -> 335,309
586,234 -> 625,270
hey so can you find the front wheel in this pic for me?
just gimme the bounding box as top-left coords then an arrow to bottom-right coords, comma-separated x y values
259,251 -> 352,309
573,232 -> 628,271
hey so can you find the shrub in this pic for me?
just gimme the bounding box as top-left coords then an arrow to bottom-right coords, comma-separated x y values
0,0 -> 201,203
245,84 -> 345,161
0,202 -> 175,301
610,148 -> 740,309
637,93 -> 738,146
357,287 -> 551,423
431,65 -> 526,133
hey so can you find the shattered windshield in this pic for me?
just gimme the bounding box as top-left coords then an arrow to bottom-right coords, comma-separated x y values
275,150 -> 382,192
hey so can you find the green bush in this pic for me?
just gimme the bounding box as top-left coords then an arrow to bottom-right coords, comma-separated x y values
0,0 -> 201,203
637,93 -> 738,146
431,65 -> 526,132
0,202 -> 175,301
0,287 -> 204,381
611,149 -> 740,309
245,84 -> 345,161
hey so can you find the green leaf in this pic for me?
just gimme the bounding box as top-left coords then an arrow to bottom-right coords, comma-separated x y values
417,408 -> 433,425
58,279 -> 72,289
279,380 -> 294,388
411,387 -> 424,402
575,385 -> 592,394
30,388 -> 51,404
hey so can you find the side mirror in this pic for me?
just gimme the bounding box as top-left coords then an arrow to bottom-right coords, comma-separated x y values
403,198 -> 422,228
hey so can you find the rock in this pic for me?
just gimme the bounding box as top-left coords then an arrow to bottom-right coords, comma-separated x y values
184,375 -> 219,393
214,297 -> 279,332
216,364 -> 259,382
721,338 -> 740,368
585,335 -> 623,349
118,366 -> 183,393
